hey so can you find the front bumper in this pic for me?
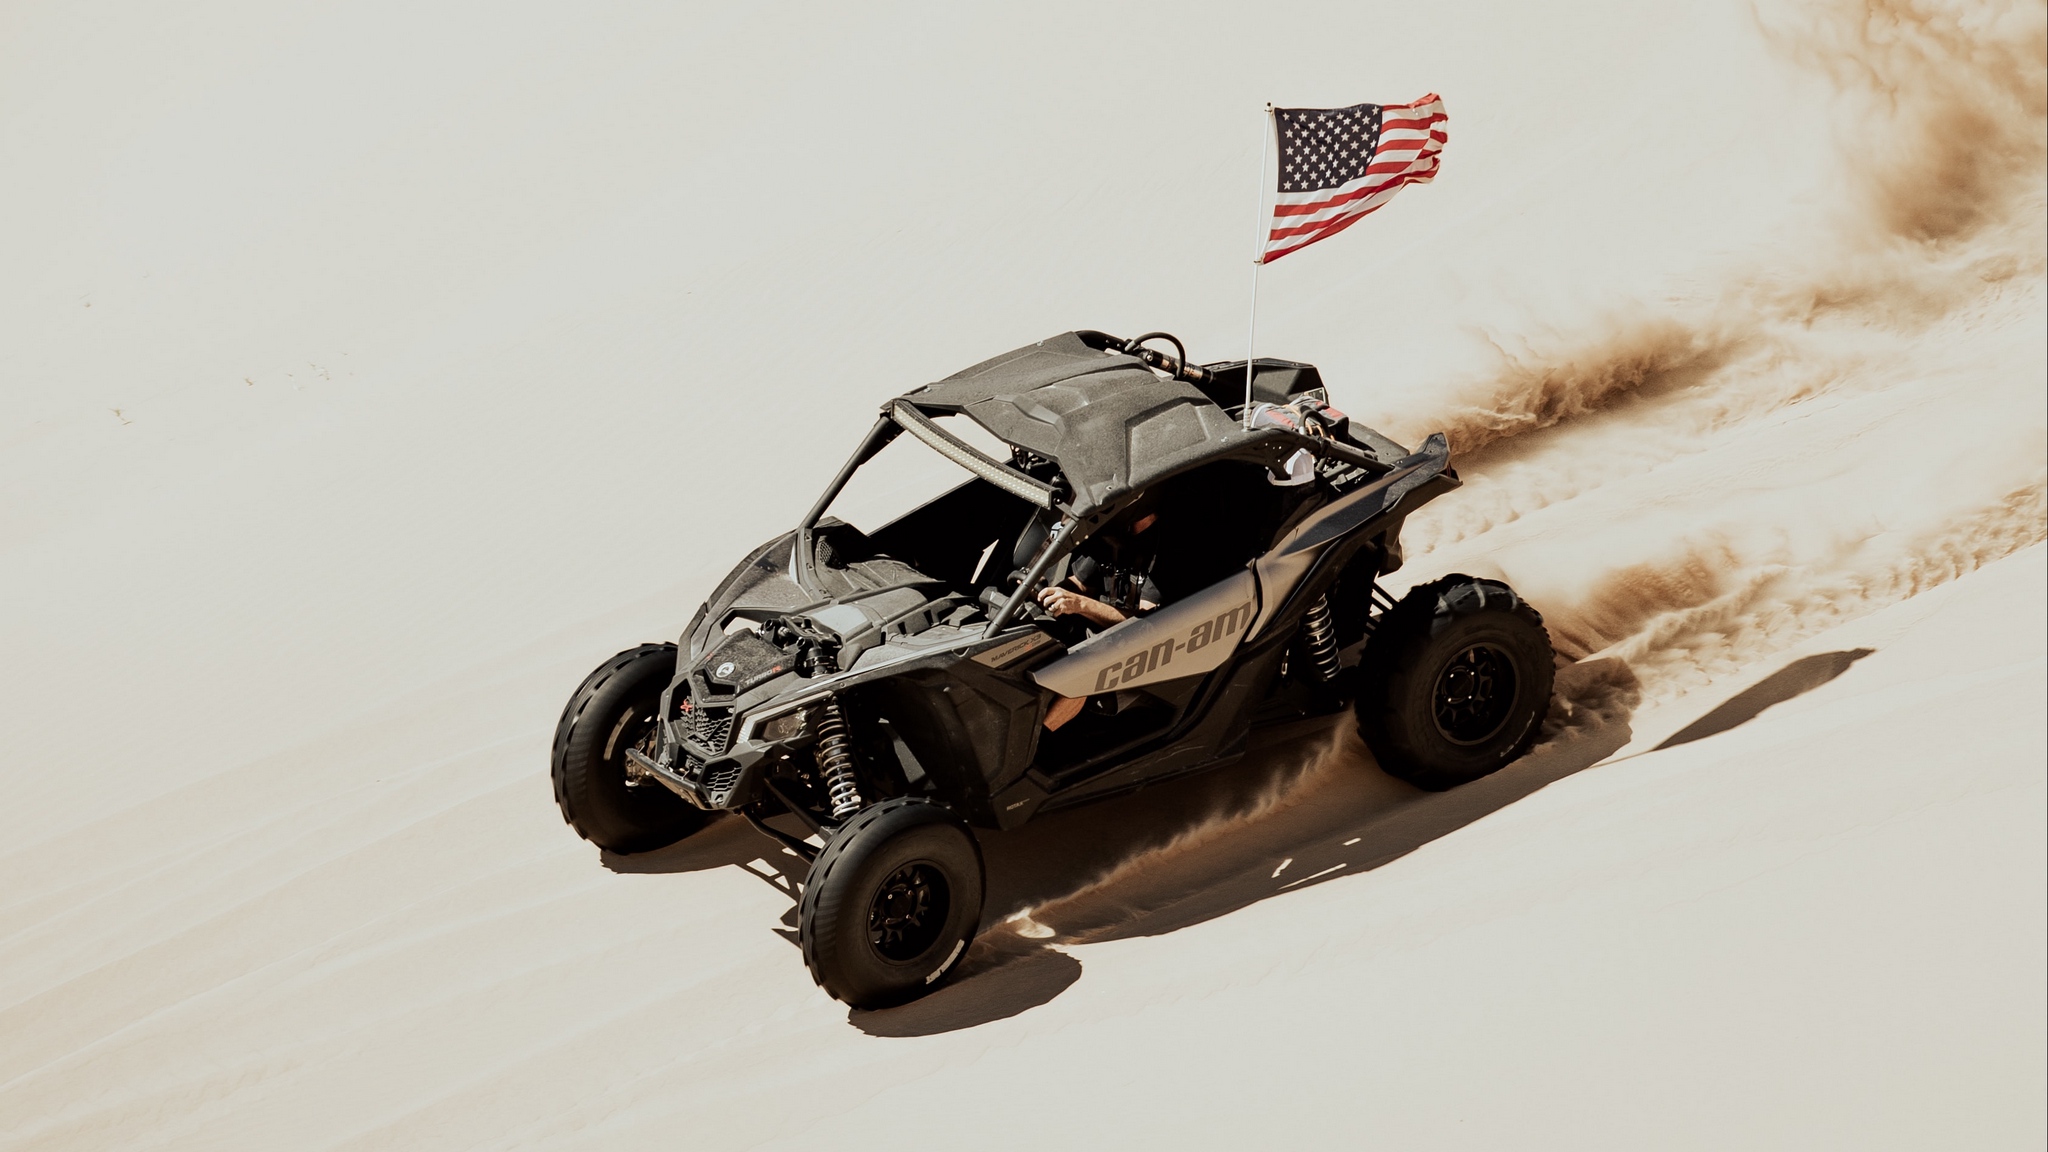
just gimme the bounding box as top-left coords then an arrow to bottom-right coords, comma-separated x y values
625,692 -> 828,810
624,740 -> 768,810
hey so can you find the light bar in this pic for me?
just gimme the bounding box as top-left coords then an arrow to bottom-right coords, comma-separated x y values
889,401 -> 1056,508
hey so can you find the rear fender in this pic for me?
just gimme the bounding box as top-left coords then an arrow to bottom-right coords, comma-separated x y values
1249,434 -> 1453,639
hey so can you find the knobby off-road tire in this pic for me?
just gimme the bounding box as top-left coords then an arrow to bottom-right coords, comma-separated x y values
800,798 -> 984,1010
552,643 -> 709,853
1356,575 -> 1555,791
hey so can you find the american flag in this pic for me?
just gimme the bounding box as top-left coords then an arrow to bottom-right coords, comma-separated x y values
1264,95 -> 1447,263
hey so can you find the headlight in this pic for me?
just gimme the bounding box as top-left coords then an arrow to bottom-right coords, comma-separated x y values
738,691 -> 829,746
755,709 -> 808,743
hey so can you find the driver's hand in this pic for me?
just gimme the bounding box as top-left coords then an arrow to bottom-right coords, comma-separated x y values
1037,586 -> 1126,627
1037,586 -> 1086,617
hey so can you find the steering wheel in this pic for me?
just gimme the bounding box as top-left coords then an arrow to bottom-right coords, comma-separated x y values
1017,588 -> 1090,648
1018,591 -> 1055,625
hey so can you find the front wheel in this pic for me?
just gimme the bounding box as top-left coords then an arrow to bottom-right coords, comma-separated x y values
551,643 -> 710,853
1356,576 -> 1555,791
799,798 -> 984,1009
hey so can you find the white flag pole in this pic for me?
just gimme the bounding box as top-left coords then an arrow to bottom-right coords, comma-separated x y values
1243,104 -> 1274,430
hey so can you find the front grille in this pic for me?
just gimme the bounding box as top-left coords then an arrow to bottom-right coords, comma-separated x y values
688,704 -> 735,754
701,763 -> 742,803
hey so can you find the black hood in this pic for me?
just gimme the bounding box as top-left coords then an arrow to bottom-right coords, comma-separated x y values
685,526 -> 959,678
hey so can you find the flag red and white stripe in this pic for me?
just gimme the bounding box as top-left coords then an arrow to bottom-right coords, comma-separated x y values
1263,94 -> 1447,263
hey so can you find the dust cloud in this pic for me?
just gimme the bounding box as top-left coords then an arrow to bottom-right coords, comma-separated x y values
1541,481 -> 2046,702
1427,0 -> 2044,467
1405,0 -> 2046,701
997,0 -> 2046,936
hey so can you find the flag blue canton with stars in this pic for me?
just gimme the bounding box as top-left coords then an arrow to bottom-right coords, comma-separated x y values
1276,103 -> 1384,194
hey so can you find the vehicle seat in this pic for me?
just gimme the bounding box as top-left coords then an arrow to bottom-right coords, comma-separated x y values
1005,506 -> 1059,585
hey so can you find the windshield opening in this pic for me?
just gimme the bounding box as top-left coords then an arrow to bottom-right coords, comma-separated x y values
821,414 -> 1018,534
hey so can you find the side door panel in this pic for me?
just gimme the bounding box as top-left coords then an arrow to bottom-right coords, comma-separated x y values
1029,570 -> 1259,697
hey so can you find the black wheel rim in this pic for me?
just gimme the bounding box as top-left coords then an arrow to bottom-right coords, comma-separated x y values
1431,642 -> 1518,746
867,861 -> 951,963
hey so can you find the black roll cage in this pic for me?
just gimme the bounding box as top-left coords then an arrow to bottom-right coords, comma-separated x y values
795,383 -> 1396,639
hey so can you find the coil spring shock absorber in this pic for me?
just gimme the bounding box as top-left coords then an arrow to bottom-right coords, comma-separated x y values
1302,594 -> 1341,683
812,698 -> 866,820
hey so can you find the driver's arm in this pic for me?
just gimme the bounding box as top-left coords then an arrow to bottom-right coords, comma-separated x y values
1036,584 -> 1129,629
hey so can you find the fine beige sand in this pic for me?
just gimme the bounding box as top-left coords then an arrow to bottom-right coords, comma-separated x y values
3,1 -> 2043,1148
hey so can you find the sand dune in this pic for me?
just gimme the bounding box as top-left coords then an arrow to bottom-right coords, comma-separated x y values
1,0 -> 2041,1147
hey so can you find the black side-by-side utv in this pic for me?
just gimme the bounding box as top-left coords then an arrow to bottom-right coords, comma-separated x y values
552,330 -> 1554,1008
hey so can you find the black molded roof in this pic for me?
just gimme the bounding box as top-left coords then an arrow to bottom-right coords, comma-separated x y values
900,331 -> 1274,513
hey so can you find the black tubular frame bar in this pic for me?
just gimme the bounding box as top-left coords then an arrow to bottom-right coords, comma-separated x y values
983,517 -> 1071,638
800,416 -> 897,530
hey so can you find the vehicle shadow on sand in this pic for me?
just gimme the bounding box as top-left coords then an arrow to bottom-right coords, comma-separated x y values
602,816 -> 818,948
601,646 -> 1878,1034
608,646 -> 1899,1035
1654,648 -> 1873,750
853,656 -> 1644,1036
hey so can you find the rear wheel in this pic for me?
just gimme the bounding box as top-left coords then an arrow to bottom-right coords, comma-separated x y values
1356,576 -> 1555,791
551,643 -> 710,853
800,798 -> 983,1009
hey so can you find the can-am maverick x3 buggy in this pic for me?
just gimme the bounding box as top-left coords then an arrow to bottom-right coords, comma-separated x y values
552,330 -> 1554,1008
